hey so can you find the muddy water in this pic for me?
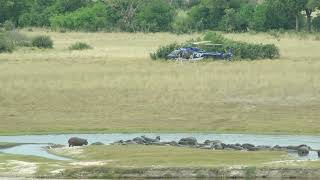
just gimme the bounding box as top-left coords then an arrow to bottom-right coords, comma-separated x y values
0,133 -> 320,160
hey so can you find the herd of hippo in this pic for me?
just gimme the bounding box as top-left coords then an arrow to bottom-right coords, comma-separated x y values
68,136 -> 316,157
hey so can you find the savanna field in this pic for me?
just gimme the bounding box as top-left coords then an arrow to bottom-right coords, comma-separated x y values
0,30 -> 320,135
2,0 -> 320,178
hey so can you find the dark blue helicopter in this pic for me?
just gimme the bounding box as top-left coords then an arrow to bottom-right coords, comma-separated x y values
167,41 -> 233,61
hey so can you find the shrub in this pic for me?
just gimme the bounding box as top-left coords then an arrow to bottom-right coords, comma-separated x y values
151,32 -> 280,60
32,35 -> 53,49
5,31 -> 31,47
204,31 -> 279,59
0,34 -> 14,53
314,35 -> 320,41
69,42 -> 92,50
203,32 -> 226,44
3,20 -> 15,31
150,43 -> 181,60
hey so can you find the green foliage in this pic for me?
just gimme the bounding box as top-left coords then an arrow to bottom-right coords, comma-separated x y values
204,31 -> 280,60
235,4 -> 255,31
4,31 -> 31,47
104,0 -> 143,32
312,16 -> 320,32
136,0 -> 175,32
19,0 -> 91,27
219,5 -> 254,32
50,3 -> 108,32
3,20 -> 15,31
152,32 -> 280,60
1,0 -> 320,33
52,0 -> 92,14
219,9 -> 237,32
150,43 -> 181,60
168,0 -> 201,9
69,42 -> 92,50
171,11 -> 193,34
0,0 -> 33,25
188,0 -> 229,30
203,32 -> 226,44
32,35 -> 53,49
251,4 -> 267,31
0,34 -> 14,53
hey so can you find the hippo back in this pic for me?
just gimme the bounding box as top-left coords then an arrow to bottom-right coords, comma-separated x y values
68,137 -> 88,147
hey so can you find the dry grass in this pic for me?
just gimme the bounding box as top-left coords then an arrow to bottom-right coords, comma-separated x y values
0,30 -> 320,135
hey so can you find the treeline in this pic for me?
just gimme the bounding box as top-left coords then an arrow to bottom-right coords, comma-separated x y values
1,0 -> 320,33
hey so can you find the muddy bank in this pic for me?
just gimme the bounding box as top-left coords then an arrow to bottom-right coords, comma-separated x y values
55,166 -> 320,179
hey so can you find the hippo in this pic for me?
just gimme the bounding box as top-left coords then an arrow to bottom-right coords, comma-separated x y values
68,137 -> 88,147
178,137 -> 198,146
297,146 -> 309,156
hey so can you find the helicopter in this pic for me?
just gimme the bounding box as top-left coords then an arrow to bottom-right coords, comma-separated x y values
167,41 -> 233,61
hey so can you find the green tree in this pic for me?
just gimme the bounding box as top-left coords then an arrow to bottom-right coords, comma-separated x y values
136,0 -> 175,32
287,0 -> 307,31
52,0 -> 91,13
219,9 -> 237,32
305,0 -> 320,32
0,0 -> 33,25
105,0 -> 144,31
50,2 -> 108,31
251,0 -> 296,31
188,0 -> 229,30
19,0 -> 57,27
251,3 -> 268,31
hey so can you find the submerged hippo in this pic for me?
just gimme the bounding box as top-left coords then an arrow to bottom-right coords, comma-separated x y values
68,137 -> 88,147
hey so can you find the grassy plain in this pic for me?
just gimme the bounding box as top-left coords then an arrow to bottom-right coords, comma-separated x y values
0,30 -> 320,135
50,145 -> 288,167
0,145 -> 290,177
3,144 -> 320,178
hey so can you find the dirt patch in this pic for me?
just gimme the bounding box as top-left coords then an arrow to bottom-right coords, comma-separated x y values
69,160 -> 111,166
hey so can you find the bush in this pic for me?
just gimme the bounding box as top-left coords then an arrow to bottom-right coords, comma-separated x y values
3,20 -> 15,31
32,35 -> 53,48
204,31 -> 280,59
0,34 -> 14,53
5,31 -> 31,47
150,43 -> 181,60
151,32 -> 280,60
69,42 -> 92,50
203,32 -> 226,44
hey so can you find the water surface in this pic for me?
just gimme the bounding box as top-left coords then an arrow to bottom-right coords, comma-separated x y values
0,133 -> 319,160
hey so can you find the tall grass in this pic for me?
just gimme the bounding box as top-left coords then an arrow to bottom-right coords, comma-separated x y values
0,30 -> 319,135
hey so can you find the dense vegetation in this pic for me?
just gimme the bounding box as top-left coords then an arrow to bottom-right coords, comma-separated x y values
0,0 -> 320,33
151,32 -> 280,60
